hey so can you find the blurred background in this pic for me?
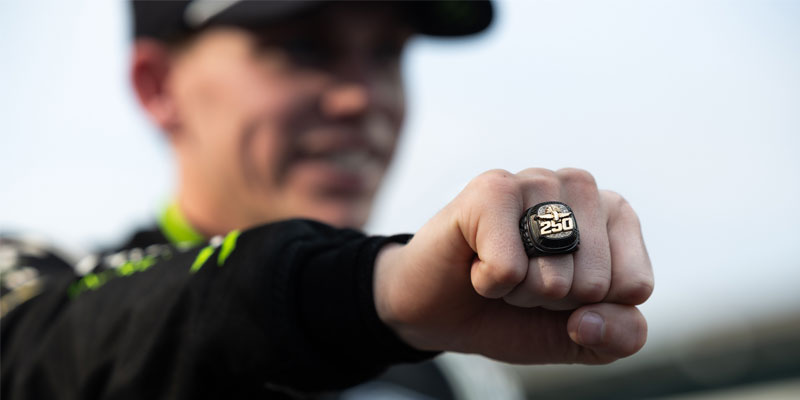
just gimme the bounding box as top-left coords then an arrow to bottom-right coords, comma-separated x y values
1,0 -> 798,398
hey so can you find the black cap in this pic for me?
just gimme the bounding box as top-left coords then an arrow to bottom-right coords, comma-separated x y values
132,0 -> 494,42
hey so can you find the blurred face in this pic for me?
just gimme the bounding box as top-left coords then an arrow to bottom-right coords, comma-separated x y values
166,4 -> 411,230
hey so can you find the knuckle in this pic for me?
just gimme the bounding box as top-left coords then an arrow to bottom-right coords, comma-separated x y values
481,168 -> 514,181
518,167 -> 555,178
502,292 -> 537,308
617,276 -> 655,305
523,174 -> 560,196
473,280 -> 498,299
472,281 -> 495,298
608,190 -> 643,229
471,169 -> 517,196
571,276 -> 611,303
489,263 -> 526,288
623,203 -> 643,229
602,190 -> 630,212
601,189 -> 625,205
557,168 -> 597,190
536,275 -> 571,300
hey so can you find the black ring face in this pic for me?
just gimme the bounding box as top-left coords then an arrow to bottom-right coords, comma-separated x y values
520,201 -> 580,257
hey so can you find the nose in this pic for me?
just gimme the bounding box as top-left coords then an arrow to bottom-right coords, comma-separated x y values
320,82 -> 370,119
319,46 -> 382,119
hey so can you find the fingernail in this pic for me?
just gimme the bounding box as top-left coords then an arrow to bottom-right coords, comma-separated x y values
578,312 -> 605,346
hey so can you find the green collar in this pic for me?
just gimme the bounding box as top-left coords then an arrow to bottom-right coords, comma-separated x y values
158,201 -> 206,248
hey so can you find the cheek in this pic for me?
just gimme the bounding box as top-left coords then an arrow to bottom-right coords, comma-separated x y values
171,69 -> 262,170
174,51 -> 296,136
366,113 -> 398,159
377,73 -> 406,125
231,75 -> 333,197
237,119 -> 285,190
175,60 -> 308,169
373,75 -> 406,156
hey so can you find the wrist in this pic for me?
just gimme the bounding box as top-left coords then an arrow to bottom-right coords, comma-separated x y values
373,242 -> 404,329
374,241 -> 433,351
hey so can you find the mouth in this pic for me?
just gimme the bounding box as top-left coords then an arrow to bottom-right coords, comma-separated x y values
270,116 -> 398,199
288,142 -> 387,198
298,148 -> 380,171
292,126 -> 391,168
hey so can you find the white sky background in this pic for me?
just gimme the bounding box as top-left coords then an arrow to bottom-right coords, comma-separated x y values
1,0 -> 799,366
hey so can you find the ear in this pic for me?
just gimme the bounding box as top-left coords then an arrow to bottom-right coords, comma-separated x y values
131,39 -> 181,136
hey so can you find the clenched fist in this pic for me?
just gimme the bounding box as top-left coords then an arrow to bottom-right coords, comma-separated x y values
374,168 -> 653,364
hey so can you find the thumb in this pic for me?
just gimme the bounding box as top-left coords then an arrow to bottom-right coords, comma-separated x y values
567,303 -> 648,364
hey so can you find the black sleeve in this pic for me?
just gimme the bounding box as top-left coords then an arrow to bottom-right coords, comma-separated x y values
1,220 -> 436,399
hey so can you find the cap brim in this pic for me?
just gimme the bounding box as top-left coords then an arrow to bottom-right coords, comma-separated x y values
198,0 -> 493,38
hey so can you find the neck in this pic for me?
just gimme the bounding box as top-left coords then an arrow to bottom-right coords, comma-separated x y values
175,183 -> 240,239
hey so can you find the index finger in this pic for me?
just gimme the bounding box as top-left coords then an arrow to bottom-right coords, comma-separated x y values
462,170 -> 530,299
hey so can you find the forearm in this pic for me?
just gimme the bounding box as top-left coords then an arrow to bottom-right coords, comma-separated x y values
2,220 -> 436,398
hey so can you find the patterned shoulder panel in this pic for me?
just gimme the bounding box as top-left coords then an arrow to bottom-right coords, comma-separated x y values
1,229 -> 186,317
0,235 -> 77,317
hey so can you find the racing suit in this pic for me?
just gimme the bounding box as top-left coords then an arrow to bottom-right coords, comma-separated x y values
1,212 -> 439,399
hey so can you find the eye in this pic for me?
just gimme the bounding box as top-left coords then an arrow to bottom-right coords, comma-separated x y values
254,34 -> 332,67
372,41 -> 403,64
282,37 -> 333,67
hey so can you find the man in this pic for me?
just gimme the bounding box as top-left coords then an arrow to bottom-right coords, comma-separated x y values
1,1 -> 653,399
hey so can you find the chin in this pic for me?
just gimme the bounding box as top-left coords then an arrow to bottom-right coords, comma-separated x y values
309,201 -> 372,230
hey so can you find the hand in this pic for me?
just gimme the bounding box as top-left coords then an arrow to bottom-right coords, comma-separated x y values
374,168 -> 653,364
